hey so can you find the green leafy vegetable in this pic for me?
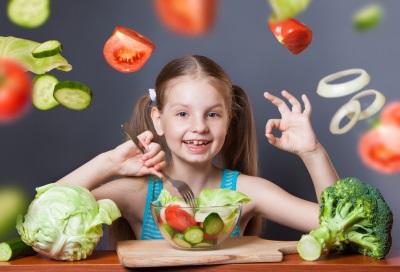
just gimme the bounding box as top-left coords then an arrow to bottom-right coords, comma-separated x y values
16,183 -> 121,261
157,189 -> 182,206
0,36 -> 72,74
297,177 -> 393,261
197,188 -> 251,207
269,0 -> 312,22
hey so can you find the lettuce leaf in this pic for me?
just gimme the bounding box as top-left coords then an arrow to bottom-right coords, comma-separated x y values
269,0 -> 312,22
157,189 -> 181,206
197,188 -> 251,207
0,36 -> 72,74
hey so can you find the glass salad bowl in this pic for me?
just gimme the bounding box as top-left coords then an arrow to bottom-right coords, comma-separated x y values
150,200 -> 243,250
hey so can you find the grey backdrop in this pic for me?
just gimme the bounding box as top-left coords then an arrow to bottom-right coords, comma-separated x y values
1,0 -> 399,250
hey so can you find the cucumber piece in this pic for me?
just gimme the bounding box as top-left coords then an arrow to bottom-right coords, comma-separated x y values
7,0 -> 50,29
32,73 -> 60,110
32,40 -> 63,58
183,226 -> 204,244
172,233 -> 192,248
193,239 -> 215,248
203,212 -> 224,235
160,224 -> 174,239
0,237 -> 36,261
53,81 -> 92,110
353,4 -> 383,32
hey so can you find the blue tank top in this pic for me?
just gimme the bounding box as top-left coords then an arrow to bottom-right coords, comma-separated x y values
140,169 -> 241,240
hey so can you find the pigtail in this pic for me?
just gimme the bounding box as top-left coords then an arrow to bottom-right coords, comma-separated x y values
221,85 -> 264,236
221,85 -> 259,177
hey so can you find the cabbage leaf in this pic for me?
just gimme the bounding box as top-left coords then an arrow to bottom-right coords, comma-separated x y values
0,36 -> 72,74
197,188 -> 251,207
16,183 -> 121,261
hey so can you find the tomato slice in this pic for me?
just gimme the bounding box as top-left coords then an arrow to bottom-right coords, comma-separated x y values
268,18 -> 312,55
358,128 -> 400,174
154,0 -> 217,36
103,26 -> 155,73
380,101 -> 400,127
0,58 -> 32,122
165,204 -> 197,231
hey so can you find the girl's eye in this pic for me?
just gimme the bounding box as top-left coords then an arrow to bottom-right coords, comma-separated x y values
178,112 -> 188,117
208,112 -> 218,118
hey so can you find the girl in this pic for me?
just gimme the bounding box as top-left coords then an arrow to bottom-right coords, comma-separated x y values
57,55 -> 339,248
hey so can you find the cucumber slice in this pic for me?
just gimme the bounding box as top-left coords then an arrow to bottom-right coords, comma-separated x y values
193,239 -> 215,248
32,73 -> 60,110
203,213 -> 224,235
53,81 -> 92,110
32,40 -> 63,58
183,226 -> 204,244
160,224 -> 174,239
172,233 -> 192,248
353,4 -> 383,32
7,0 -> 50,29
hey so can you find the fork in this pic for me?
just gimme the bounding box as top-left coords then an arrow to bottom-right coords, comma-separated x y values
121,123 -> 197,208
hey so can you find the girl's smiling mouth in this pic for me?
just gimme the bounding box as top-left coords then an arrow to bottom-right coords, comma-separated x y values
183,140 -> 211,152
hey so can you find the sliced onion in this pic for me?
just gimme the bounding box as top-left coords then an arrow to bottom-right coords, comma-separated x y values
330,100 -> 361,134
317,69 -> 370,98
347,89 -> 386,120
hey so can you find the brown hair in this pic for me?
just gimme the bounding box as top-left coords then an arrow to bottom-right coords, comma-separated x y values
108,55 -> 262,248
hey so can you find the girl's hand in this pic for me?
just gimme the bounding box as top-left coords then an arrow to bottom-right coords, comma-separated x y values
107,131 -> 166,178
264,90 -> 319,157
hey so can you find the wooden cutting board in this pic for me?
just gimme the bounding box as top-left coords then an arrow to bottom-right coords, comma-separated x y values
116,236 -> 298,267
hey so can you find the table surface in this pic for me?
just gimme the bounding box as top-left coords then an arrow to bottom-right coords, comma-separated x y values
1,250 -> 399,272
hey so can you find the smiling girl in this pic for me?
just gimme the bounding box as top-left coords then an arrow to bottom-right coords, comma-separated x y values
57,55 -> 339,248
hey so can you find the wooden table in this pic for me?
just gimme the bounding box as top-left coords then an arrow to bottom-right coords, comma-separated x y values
1,250 -> 399,271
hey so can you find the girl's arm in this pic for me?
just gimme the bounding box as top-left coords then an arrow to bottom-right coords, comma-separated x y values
57,131 -> 166,190
264,91 -> 339,202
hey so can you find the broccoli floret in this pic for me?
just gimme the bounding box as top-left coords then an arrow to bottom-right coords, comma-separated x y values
297,177 -> 393,261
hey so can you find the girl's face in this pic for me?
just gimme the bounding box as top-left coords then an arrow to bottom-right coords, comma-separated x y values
152,76 -> 230,165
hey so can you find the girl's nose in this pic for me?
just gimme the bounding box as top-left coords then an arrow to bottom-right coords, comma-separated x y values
190,117 -> 208,133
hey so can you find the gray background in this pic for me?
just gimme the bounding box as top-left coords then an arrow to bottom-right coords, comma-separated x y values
1,0 -> 399,251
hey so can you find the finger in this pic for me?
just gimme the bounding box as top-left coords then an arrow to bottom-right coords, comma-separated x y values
137,131 -> 154,151
144,150 -> 165,167
265,133 -> 277,145
301,94 -> 312,117
142,143 -> 162,161
265,119 -> 281,134
264,92 -> 291,115
281,90 -> 302,113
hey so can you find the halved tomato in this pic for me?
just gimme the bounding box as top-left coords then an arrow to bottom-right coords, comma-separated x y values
154,0 -> 218,36
103,26 -> 155,73
165,204 -> 197,231
0,58 -> 32,122
358,128 -> 400,174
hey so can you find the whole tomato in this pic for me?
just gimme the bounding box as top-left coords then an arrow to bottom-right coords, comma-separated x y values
0,58 -> 32,122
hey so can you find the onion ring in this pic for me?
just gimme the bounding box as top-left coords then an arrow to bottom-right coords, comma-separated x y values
317,69 -> 370,98
330,100 -> 361,134
347,89 -> 386,120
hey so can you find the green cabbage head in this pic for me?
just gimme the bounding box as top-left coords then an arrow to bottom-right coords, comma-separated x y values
16,183 -> 121,261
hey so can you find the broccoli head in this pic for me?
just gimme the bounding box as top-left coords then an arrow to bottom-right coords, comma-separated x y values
297,177 -> 393,261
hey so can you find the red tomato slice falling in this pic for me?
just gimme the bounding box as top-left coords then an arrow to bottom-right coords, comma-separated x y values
154,0 -> 218,36
165,204 -> 197,231
358,128 -> 400,174
0,58 -> 32,122
103,26 -> 155,73
268,18 -> 312,55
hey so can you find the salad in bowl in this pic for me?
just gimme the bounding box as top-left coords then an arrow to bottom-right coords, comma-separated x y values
150,188 -> 250,250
